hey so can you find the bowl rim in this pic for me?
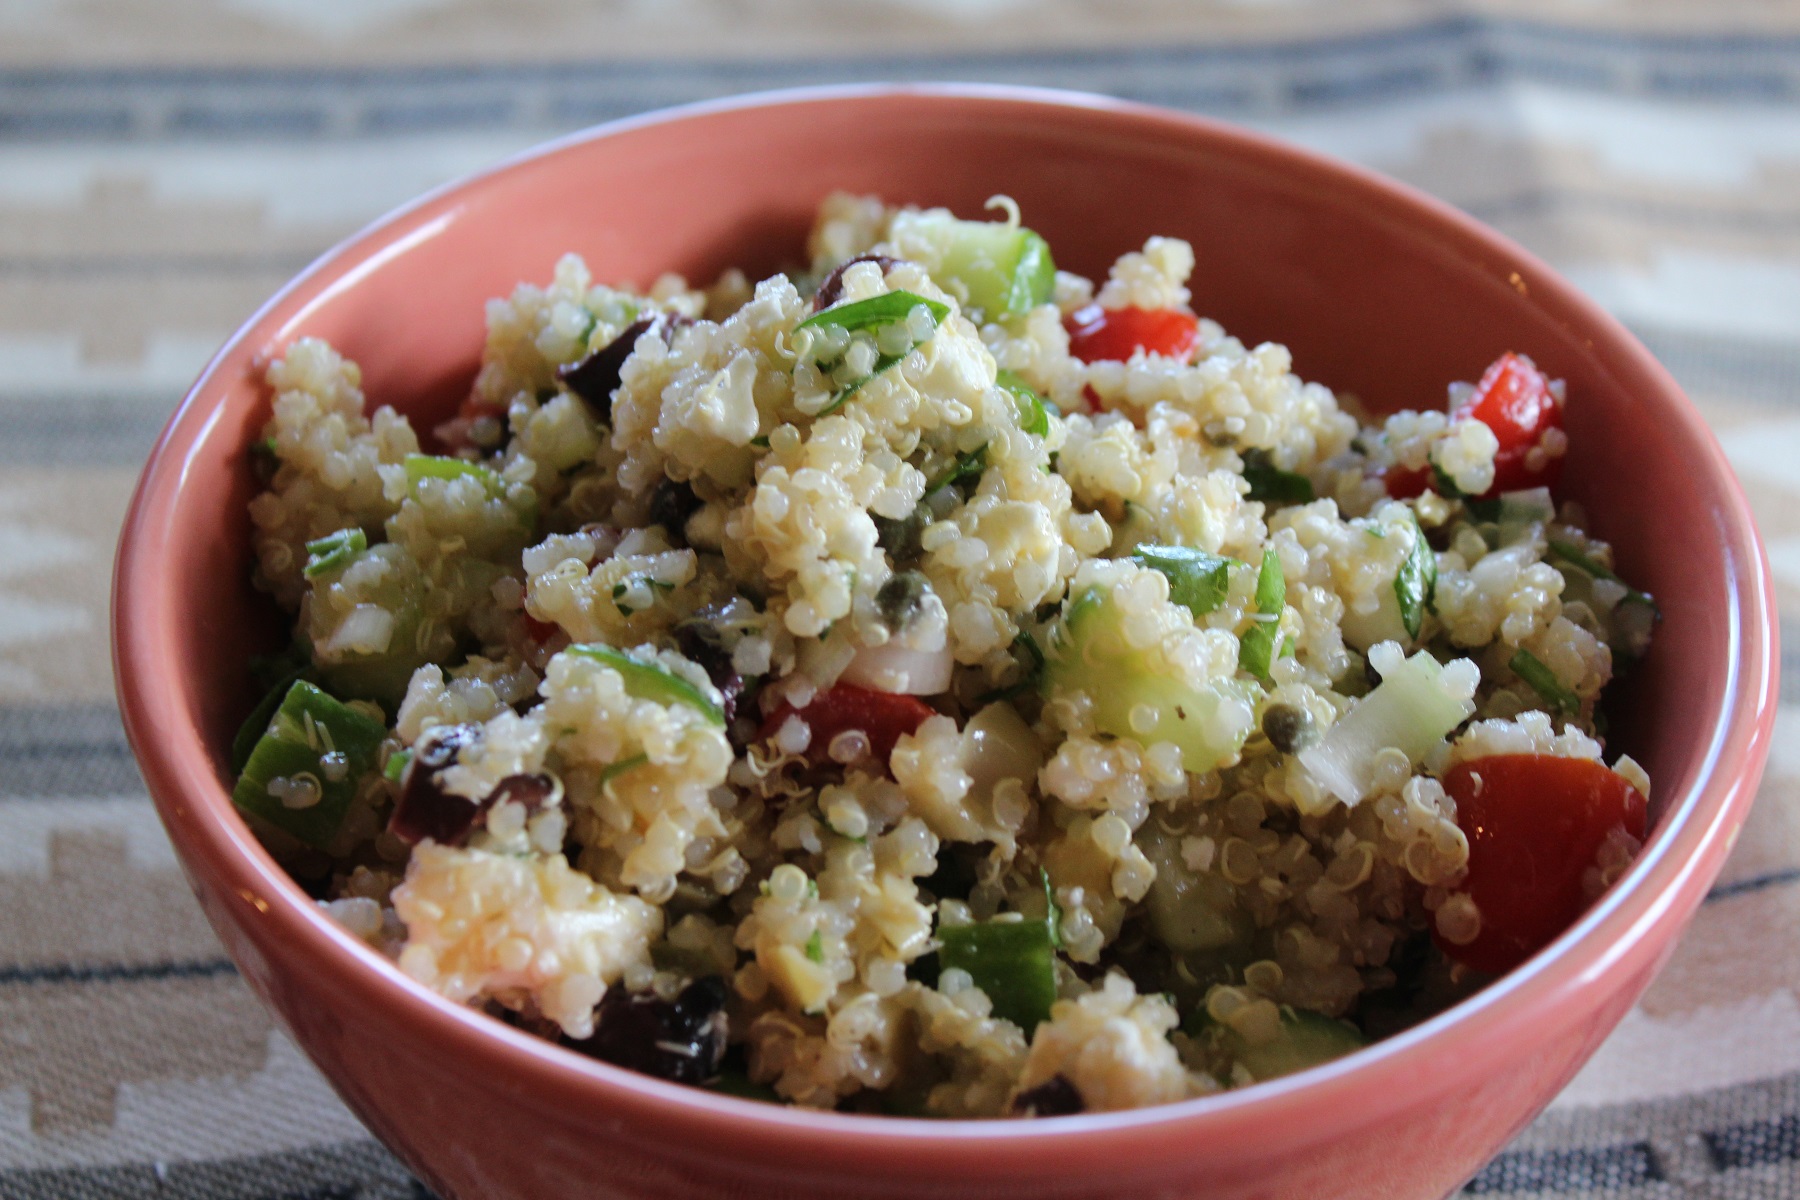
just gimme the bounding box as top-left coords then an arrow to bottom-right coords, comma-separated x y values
112,81 -> 1779,1156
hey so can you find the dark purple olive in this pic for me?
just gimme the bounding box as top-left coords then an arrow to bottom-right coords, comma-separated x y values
1011,1074 -> 1084,1117
488,772 -> 558,812
556,315 -> 659,421
674,613 -> 746,723
813,254 -> 902,312
389,724 -> 483,846
568,976 -> 730,1085
648,477 -> 701,544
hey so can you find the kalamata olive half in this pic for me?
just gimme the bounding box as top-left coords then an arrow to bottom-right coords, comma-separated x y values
557,315 -> 659,421
674,615 -> 745,723
389,723 -> 483,846
1012,1074 -> 1084,1117
568,976 -> 730,1086
813,254 -> 902,312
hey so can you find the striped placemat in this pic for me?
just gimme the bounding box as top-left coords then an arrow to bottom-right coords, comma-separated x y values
2,5 -> 1796,1197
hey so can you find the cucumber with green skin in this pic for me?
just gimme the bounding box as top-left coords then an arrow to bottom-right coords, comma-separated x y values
1217,1008 -> 1366,1083
890,211 -> 1056,321
936,918 -> 1058,1033
1042,585 -> 1261,774
231,680 -> 385,849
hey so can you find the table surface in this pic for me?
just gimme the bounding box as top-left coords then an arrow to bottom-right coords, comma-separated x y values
1,3 -> 1797,1197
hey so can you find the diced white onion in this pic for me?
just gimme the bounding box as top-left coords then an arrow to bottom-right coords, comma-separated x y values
839,639 -> 953,695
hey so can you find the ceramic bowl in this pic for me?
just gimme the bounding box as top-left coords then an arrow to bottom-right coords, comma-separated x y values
112,85 -> 1778,1200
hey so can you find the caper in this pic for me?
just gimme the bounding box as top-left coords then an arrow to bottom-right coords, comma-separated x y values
1261,703 -> 1316,755
873,505 -> 929,568
876,569 -> 933,631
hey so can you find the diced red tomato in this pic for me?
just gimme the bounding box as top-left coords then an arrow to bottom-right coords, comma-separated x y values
758,684 -> 934,766
522,614 -> 561,645
1436,754 -> 1647,975
1381,462 -> 1434,500
1065,305 -> 1201,365
1453,352 -> 1564,496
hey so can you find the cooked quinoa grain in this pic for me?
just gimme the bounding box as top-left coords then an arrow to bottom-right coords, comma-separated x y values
232,194 -> 1655,1116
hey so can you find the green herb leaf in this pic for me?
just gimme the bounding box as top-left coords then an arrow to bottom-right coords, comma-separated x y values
1509,648 -> 1581,715
802,292 -> 952,417
567,644 -> 725,725
1131,544 -> 1235,618
600,753 -> 649,786
975,628 -> 1045,705
805,930 -> 825,963
1238,550 -> 1286,683
302,527 -> 368,579
796,290 -> 950,333
1242,450 -> 1314,504
995,369 -> 1054,437
1394,509 -> 1437,641
926,443 -> 988,494
383,747 -> 412,784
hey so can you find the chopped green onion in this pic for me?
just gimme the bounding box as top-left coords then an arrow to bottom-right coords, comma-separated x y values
1242,450 -> 1314,504
231,680 -> 386,849
1509,648 -> 1580,715
1394,508 -> 1437,641
804,930 -> 825,963
600,753 -> 649,786
749,435 -> 771,448
402,454 -> 535,530
926,443 -> 988,494
567,644 -> 725,725
383,748 -> 412,784
1131,544 -> 1234,618
936,919 -> 1058,1033
1238,547 -> 1286,684
1041,868 -> 1062,949
995,369 -> 1054,437
1547,540 -> 1655,607
302,527 -> 368,579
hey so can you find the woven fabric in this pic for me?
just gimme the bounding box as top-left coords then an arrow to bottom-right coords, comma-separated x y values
1,4 -> 1796,1196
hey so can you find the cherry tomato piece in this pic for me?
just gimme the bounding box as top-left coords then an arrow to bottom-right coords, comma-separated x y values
1381,462 -> 1434,500
1453,351 -> 1564,496
1437,754 -> 1647,975
759,684 -> 935,766
1065,305 -> 1201,365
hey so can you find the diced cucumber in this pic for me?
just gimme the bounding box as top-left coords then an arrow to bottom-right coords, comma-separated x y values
1297,650 -> 1474,808
936,918 -> 1058,1033
304,544 -> 441,707
403,453 -> 536,531
1546,539 -> 1659,660
1220,1008 -> 1365,1082
1043,586 -> 1260,773
231,680 -> 385,849
566,644 -> 725,725
888,210 -> 1056,320
1493,487 -> 1554,546
1131,544 -> 1234,618
230,668 -> 306,773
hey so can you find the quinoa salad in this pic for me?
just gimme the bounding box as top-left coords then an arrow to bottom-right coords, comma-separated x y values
233,193 -> 1657,1117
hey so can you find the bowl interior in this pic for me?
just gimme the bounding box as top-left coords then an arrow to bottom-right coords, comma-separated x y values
169,90 -> 1727,836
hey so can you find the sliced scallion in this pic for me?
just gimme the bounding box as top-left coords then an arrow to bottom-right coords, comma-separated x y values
567,644 -> 725,725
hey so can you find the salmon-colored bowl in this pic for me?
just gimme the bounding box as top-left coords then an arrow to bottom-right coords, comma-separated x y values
112,85 -> 1777,1200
